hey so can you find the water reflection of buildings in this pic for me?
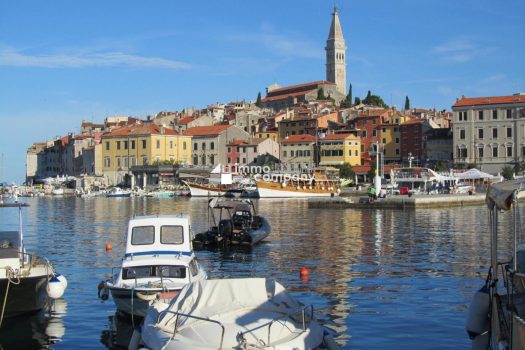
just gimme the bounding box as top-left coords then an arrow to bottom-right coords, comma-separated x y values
0,298 -> 67,349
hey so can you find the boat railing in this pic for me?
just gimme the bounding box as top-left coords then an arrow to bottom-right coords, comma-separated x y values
158,310 -> 225,348
236,304 -> 314,346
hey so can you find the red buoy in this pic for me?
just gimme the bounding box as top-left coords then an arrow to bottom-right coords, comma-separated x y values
300,266 -> 309,281
105,243 -> 112,252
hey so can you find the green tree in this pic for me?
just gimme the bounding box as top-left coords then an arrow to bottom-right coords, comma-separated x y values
255,92 -> 262,108
433,161 -> 447,172
368,165 -> 377,180
502,165 -> 514,180
338,162 -> 354,179
347,83 -> 352,105
354,97 -> 361,105
404,96 -> 410,110
317,88 -> 327,100
362,90 -> 388,108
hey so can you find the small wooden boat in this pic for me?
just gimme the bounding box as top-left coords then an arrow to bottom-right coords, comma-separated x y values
101,215 -> 207,317
138,278 -> 339,350
193,198 -> 270,248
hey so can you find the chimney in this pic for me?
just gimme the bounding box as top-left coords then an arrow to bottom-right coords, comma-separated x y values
160,126 -> 165,135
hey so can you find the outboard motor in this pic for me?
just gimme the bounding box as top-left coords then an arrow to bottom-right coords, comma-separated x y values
466,284 -> 490,349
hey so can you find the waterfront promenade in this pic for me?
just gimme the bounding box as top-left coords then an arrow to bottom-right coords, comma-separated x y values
309,193 -> 486,209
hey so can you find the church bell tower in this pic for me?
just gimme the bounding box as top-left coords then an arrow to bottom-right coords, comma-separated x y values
325,7 -> 347,95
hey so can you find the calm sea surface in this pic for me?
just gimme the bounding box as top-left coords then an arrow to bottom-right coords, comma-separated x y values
0,196 -> 517,349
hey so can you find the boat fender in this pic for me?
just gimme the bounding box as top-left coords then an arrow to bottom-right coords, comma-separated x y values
54,273 -> 68,290
97,281 -> 109,300
47,276 -> 65,299
466,285 -> 490,340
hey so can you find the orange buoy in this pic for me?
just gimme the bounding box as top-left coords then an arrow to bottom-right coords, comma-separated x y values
105,243 -> 112,252
300,266 -> 309,281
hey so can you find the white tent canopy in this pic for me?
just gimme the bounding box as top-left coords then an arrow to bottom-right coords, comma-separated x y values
455,168 -> 494,180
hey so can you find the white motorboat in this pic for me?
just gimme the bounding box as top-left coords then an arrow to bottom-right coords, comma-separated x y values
106,187 -> 132,197
466,178 -> 525,349
0,203 -> 67,323
101,215 -> 207,317
255,170 -> 340,198
51,185 -> 65,196
138,278 -> 338,350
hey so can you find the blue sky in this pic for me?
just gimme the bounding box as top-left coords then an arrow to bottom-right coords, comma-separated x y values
0,0 -> 524,183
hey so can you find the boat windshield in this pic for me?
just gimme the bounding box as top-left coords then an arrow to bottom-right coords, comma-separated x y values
122,265 -> 187,279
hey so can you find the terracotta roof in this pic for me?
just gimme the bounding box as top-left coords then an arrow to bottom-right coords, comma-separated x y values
178,116 -> 195,125
401,118 -> 425,126
267,80 -> 334,95
261,88 -> 317,103
281,134 -> 316,144
104,123 -> 179,137
321,133 -> 357,141
453,94 -> 525,107
183,125 -> 231,136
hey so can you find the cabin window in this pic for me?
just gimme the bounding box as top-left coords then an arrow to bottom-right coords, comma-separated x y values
131,226 -> 155,245
124,266 -> 151,279
122,265 -> 187,279
161,225 -> 184,244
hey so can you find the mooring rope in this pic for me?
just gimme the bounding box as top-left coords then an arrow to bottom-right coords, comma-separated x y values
0,267 -> 20,328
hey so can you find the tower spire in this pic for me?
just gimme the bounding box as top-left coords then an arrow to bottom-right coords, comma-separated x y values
325,7 -> 347,95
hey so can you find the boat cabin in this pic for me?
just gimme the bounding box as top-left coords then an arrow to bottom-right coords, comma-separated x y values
124,215 -> 192,259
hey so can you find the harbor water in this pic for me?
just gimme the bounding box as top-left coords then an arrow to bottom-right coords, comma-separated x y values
0,196 -> 516,349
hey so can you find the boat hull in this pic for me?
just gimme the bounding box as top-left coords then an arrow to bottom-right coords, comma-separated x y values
256,184 -> 337,198
0,274 -> 49,318
108,286 -> 180,317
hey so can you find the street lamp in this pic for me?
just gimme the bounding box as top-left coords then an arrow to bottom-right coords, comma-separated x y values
408,152 -> 414,168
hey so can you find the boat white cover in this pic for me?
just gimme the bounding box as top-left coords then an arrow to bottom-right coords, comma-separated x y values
486,178 -> 525,211
158,278 -> 301,330
146,278 -> 323,349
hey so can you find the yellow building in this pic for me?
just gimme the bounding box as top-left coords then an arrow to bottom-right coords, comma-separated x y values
382,114 -> 412,162
319,133 -> 361,166
101,122 -> 192,186
254,130 -> 279,143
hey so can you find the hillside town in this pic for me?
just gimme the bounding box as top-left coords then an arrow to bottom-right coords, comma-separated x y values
24,8 -> 525,191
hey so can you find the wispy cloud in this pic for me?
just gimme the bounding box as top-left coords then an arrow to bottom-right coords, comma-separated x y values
432,38 -> 494,63
0,47 -> 192,69
227,26 -> 322,60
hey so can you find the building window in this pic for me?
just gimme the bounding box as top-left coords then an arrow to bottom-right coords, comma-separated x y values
283,151 -> 287,157
362,130 -> 367,137
131,140 -> 135,149
478,147 -> 484,159
210,155 -> 215,164
507,109 -> 512,119
492,110 -> 498,120
142,140 -> 147,149
202,142 -> 206,150
395,148 -> 400,155
291,150 -> 295,157
124,141 -> 128,150
183,142 -> 187,150
156,140 -> 161,149
117,157 -> 121,168
492,146 -> 498,157
507,145 -> 513,157
242,157 -> 246,163
228,157 -> 231,163
124,157 -> 129,167
211,142 -> 214,150
493,128 -> 498,138
479,111 -> 484,120
227,147 -> 231,153
131,157 -> 136,166
236,157 -> 240,163
372,130 -> 377,137
507,127 -> 512,138
193,143 -> 197,151
382,138 -> 386,144
105,142 -> 110,151
372,118 -> 377,125
142,156 -> 148,165
104,157 -> 111,167
193,155 -> 198,165
116,141 -> 121,150
457,148 -> 467,158
395,137 -> 400,144
169,141 -> 173,149
460,129 -> 465,139
361,145 -> 365,152
355,150 -> 359,156
478,128 -> 484,139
